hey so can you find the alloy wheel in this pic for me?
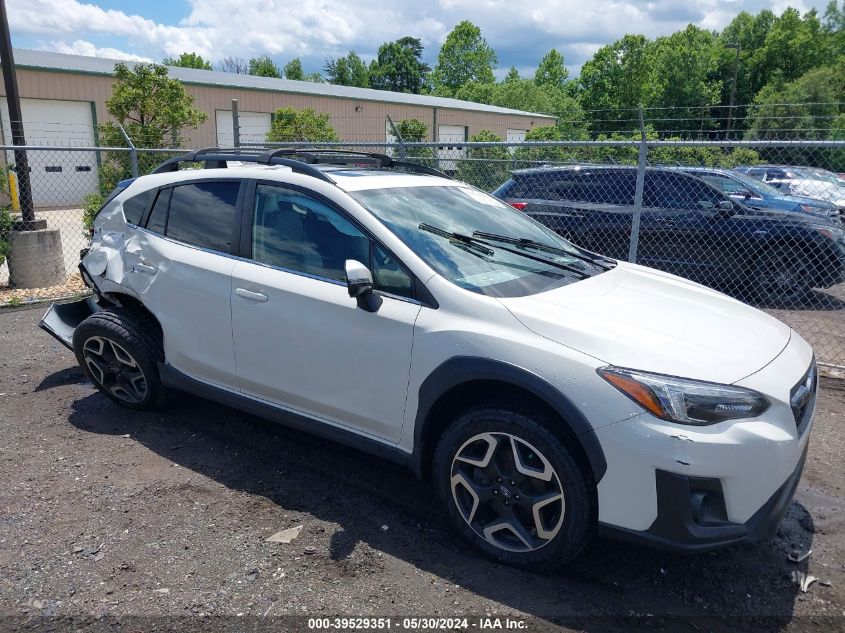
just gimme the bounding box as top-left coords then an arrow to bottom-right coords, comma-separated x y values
82,336 -> 148,404
450,432 -> 565,553
758,250 -> 812,302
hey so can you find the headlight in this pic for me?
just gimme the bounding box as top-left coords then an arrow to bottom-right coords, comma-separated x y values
597,366 -> 770,425
799,203 -> 825,214
813,225 -> 845,240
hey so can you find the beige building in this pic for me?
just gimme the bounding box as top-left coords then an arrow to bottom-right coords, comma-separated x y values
0,49 -> 554,206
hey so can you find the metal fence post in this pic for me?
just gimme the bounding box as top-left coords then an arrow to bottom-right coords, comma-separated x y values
628,107 -> 647,264
117,123 -> 138,178
232,99 -> 240,148
386,115 -> 405,160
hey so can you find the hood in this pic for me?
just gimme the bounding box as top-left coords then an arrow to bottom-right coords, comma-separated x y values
738,203 -> 842,227
498,263 -> 791,385
787,193 -> 837,209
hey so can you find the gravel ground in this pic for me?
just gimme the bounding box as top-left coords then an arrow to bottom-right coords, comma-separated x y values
1,305 -> 844,632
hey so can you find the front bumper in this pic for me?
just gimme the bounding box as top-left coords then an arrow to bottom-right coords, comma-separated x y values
39,296 -> 99,350
599,443 -> 807,551
592,331 -> 815,552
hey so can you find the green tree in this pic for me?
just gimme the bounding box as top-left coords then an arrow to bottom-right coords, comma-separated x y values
324,51 -> 369,87
395,118 -> 431,159
162,52 -> 212,70
432,21 -> 497,95
284,58 -> 304,80
304,72 -> 325,83
84,63 -> 207,229
712,10 -> 776,136
746,60 -> 845,167
266,107 -> 338,142
369,37 -> 430,93
504,67 -> 520,82
646,25 -> 721,134
534,49 -> 568,89
579,35 -> 652,132
455,130 -> 510,190
759,8 -> 826,88
248,55 -> 281,78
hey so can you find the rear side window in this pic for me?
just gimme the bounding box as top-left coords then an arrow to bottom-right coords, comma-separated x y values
122,189 -> 154,225
165,182 -> 240,252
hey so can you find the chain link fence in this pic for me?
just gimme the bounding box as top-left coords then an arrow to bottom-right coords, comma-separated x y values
1,126 -> 843,372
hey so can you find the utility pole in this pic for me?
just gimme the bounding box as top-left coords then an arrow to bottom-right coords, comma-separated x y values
725,42 -> 741,140
0,0 -> 34,227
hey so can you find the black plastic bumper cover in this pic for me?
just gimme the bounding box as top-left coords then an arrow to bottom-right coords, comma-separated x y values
599,443 -> 808,552
39,297 -> 100,350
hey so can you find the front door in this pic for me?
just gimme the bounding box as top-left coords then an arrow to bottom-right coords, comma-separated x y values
230,183 -> 421,443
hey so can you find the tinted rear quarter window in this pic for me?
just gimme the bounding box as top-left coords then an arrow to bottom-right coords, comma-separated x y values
166,182 -> 240,252
122,189 -> 154,225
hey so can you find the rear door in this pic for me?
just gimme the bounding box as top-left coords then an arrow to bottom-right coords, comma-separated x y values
123,179 -> 244,387
523,169 -> 636,260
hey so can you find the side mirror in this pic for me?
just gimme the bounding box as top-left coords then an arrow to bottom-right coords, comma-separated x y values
345,259 -> 373,298
345,259 -> 382,312
716,200 -> 735,216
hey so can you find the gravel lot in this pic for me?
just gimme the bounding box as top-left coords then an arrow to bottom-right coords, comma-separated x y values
1,305 -> 844,632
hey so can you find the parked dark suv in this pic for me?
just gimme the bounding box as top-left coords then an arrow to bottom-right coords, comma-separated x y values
493,165 -> 845,303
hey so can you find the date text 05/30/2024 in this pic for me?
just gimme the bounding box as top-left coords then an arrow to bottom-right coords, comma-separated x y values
307,617 -> 528,630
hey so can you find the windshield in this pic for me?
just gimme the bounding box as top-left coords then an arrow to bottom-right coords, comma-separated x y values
351,186 -> 604,297
728,171 -> 783,196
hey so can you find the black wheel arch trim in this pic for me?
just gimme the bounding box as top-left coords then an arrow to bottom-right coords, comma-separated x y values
411,356 -> 607,483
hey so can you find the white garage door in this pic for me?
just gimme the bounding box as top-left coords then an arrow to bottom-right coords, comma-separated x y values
216,110 -> 272,147
1,98 -> 98,207
506,129 -> 527,155
438,125 -> 467,172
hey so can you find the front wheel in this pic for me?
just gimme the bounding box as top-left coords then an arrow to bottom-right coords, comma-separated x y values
433,403 -> 596,569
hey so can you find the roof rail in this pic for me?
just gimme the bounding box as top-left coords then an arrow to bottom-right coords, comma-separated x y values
150,147 -> 452,182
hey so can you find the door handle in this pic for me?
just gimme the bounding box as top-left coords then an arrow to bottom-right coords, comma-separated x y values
235,288 -> 268,303
135,262 -> 157,275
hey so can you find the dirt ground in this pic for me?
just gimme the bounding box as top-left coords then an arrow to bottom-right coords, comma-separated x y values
1,305 -> 844,633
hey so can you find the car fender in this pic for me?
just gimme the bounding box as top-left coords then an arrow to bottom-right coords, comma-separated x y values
412,356 -> 607,483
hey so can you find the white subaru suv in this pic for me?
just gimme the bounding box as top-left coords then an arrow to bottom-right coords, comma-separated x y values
41,149 -> 816,569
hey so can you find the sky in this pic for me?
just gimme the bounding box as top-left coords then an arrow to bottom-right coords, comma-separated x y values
5,0 -> 835,79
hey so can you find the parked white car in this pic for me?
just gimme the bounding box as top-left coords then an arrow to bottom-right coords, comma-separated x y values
42,149 -> 817,569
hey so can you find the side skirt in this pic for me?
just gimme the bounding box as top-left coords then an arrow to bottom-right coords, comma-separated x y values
158,363 -> 415,471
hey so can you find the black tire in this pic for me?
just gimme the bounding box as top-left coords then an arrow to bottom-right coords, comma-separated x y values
433,402 -> 596,570
72,307 -> 168,410
753,245 -> 814,306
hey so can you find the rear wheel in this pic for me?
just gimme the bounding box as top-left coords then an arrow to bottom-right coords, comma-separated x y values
433,403 -> 595,569
72,308 -> 168,410
754,246 -> 814,305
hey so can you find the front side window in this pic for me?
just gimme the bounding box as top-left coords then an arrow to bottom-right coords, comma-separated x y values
643,173 -> 724,211
351,185 -> 602,298
251,185 -> 413,298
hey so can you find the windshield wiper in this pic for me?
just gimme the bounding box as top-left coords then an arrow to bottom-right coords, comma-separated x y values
419,223 -> 494,257
473,231 -> 615,270
420,223 -> 590,278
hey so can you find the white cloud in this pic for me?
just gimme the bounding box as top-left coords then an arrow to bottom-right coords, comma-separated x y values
46,39 -> 152,62
6,0 -> 834,74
